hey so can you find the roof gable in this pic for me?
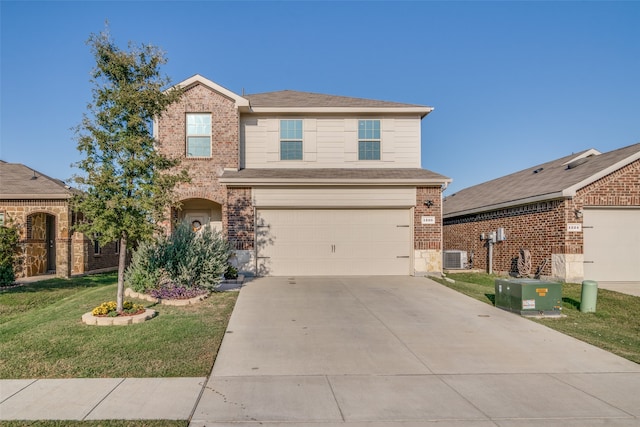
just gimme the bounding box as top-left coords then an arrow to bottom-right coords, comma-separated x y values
175,74 -> 250,108
443,143 -> 640,217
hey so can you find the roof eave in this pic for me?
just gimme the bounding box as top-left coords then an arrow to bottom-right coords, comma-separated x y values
220,177 -> 451,187
244,106 -> 434,118
443,192 -> 566,219
0,193 -> 72,200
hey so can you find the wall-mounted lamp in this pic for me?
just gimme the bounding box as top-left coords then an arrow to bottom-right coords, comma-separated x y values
574,209 -> 583,219
424,200 -> 434,207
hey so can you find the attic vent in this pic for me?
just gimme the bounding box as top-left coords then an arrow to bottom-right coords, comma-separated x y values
567,157 -> 590,169
533,167 -> 544,174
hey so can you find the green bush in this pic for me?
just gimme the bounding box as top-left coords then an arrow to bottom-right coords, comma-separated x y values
125,222 -> 231,293
0,225 -> 20,286
224,264 -> 238,280
124,240 -> 163,292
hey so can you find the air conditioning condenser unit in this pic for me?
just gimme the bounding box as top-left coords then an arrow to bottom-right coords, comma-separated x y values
443,250 -> 467,269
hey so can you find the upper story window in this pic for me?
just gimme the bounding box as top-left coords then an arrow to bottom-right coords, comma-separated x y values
358,119 -> 381,160
280,119 -> 303,160
186,113 -> 211,158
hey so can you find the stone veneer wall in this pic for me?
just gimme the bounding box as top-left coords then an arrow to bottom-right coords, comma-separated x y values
0,200 -> 121,278
414,186 -> 444,275
443,159 -> 640,282
0,200 -> 72,278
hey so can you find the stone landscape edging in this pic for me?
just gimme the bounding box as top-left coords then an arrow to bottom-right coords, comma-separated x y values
124,288 -> 210,306
81,309 -> 157,326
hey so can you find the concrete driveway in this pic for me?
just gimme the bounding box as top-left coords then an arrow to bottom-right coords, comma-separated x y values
191,276 -> 640,426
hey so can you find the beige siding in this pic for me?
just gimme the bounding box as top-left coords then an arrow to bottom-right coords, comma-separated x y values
241,116 -> 422,168
253,186 -> 417,208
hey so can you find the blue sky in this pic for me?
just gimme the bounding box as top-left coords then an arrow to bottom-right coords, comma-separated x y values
1,1 -> 639,194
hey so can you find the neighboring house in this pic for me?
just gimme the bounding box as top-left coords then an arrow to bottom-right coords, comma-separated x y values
442,143 -> 640,284
155,74 -> 450,276
0,161 -> 119,279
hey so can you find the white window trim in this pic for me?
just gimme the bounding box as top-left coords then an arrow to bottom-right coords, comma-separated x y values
186,113 -> 212,158
279,119 -> 304,161
357,118 -> 382,161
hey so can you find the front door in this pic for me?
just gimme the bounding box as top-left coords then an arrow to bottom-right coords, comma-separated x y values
46,215 -> 56,273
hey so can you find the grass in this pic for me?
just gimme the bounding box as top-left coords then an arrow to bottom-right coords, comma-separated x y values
433,272 -> 640,364
0,273 -> 238,379
0,421 -> 187,427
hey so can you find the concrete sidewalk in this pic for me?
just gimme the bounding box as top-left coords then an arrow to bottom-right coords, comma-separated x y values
1,276 -> 639,425
0,377 -> 206,421
191,276 -> 640,426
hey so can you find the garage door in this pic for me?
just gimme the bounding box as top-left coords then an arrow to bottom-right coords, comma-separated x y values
583,208 -> 640,282
256,209 -> 411,276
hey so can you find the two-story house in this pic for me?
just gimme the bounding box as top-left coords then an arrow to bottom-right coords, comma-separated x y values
155,75 -> 450,277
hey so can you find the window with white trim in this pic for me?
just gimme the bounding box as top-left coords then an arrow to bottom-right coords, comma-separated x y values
358,119 -> 381,160
280,119 -> 303,160
186,113 -> 211,158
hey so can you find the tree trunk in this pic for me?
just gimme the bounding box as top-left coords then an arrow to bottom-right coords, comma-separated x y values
116,234 -> 127,312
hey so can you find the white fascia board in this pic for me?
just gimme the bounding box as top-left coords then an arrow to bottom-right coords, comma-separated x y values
561,148 -> 601,166
443,192 -> 566,219
220,177 -> 450,186
561,151 -> 640,197
247,106 -> 434,118
176,74 -> 250,108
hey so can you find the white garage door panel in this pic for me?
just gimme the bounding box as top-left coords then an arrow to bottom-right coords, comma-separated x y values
583,209 -> 640,282
257,209 -> 410,276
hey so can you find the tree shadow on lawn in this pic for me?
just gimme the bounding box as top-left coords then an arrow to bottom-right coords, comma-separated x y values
0,272 -> 116,295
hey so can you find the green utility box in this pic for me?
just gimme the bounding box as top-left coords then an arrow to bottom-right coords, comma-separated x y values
495,278 -> 562,316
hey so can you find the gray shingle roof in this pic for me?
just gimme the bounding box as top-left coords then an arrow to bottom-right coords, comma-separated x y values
443,142 -> 640,217
244,90 -> 429,109
0,161 -> 74,199
221,168 -> 450,185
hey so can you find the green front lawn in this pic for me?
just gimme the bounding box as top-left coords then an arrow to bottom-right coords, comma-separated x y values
0,273 -> 237,379
433,272 -> 640,364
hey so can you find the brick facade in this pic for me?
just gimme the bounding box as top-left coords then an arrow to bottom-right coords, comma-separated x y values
414,186 -> 443,251
226,187 -> 254,251
157,83 -> 243,241
443,159 -> 640,281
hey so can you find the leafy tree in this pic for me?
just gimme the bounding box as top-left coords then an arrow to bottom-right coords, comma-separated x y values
72,29 -> 188,312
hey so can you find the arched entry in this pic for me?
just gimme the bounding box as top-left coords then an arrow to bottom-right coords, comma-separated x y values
25,212 -> 56,276
177,198 -> 222,232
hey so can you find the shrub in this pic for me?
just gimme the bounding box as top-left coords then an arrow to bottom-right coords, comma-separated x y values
125,221 -> 231,294
0,225 -> 20,286
224,264 -> 238,280
124,241 -> 163,292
